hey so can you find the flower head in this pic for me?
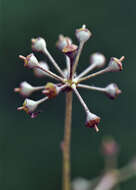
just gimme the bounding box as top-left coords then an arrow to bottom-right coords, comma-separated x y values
15,25 -> 125,131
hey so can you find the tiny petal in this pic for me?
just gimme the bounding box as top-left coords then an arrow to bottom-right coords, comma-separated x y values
75,25 -> 92,43
42,82 -> 59,99
108,56 -> 125,72
14,81 -> 34,97
105,83 -> 122,99
85,111 -> 100,131
90,52 -> 106,68
33,61 -> 49,78
31,37 -> 46,52
56,35 -> 72,51
19,53 -> 39,69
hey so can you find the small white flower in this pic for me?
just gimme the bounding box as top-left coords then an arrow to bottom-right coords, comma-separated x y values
108,57 -> 123,71
14,81 -> 34,97
85,111 -> 100,132
18,98 -> 39,114
75,25 -> 92,43
19,53 -> 39,68
105,83 -> 121,99
31,37 -> 46,52
90,52 -> 106,68
72,177 -> 91,190
33,61 -> 49,78
56,35 -> 72,51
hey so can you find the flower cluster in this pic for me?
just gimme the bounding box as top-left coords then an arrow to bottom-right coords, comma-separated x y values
15,25 -> 125,132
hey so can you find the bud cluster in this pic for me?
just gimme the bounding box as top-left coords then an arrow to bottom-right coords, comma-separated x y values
15,25 -> 125,132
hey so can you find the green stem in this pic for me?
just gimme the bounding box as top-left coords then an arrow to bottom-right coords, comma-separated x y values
62,90 -> 73,190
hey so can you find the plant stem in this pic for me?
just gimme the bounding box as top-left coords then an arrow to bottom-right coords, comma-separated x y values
62,90 -> 73,190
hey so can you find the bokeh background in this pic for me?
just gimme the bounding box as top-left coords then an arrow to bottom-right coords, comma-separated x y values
0,0 -> 135,189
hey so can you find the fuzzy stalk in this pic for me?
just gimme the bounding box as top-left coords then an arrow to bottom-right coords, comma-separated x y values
62,90 -> 73,190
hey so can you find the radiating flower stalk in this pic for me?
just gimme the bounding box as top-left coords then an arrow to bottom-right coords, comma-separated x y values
15,25 -> 125,190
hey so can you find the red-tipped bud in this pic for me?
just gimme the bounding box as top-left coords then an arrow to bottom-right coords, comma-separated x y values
105,83 -> 122,99
85,111 -> 100,132
108,56 -> 125,72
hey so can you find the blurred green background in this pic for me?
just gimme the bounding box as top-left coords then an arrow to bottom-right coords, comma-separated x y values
0,0 -> 135,189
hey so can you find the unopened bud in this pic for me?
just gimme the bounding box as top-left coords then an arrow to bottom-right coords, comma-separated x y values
42,82 -> 60,99
56,35 -> 72,51
108,56 -> 125,72
33,61 -> 49,78
19,53 -> 39,68
62,44 -> 78,58
75,25 -> 92,43
72,178 -> 91,190
31,37 -> 46,52
14,81 -> 34,97
105,83 -> 122,99
85,111 -> 100,132
17,98 -> 39,117
90,52 -> 106,68
102,137 -> 118,156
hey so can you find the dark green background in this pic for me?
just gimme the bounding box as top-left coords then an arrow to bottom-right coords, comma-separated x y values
0,0 -> 135,189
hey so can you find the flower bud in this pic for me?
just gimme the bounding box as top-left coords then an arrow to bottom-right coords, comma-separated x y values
17,98 -> 39,116
31,37 -> 46,52
90,52 -> 106,68
108,57 -> 124,72
19,53 -> 39,68
85,111 -> 100,132
33,61 -> 49,78
56,35 -> 72,51
14,81 -> 34,97
102,137 -> 118,156
105,83 -> 122,99
42,82 -> 60,99
62,44 -> 78,62
62,44 -> 77,55
72,178 -> 91,190
75,25 -> 92,43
